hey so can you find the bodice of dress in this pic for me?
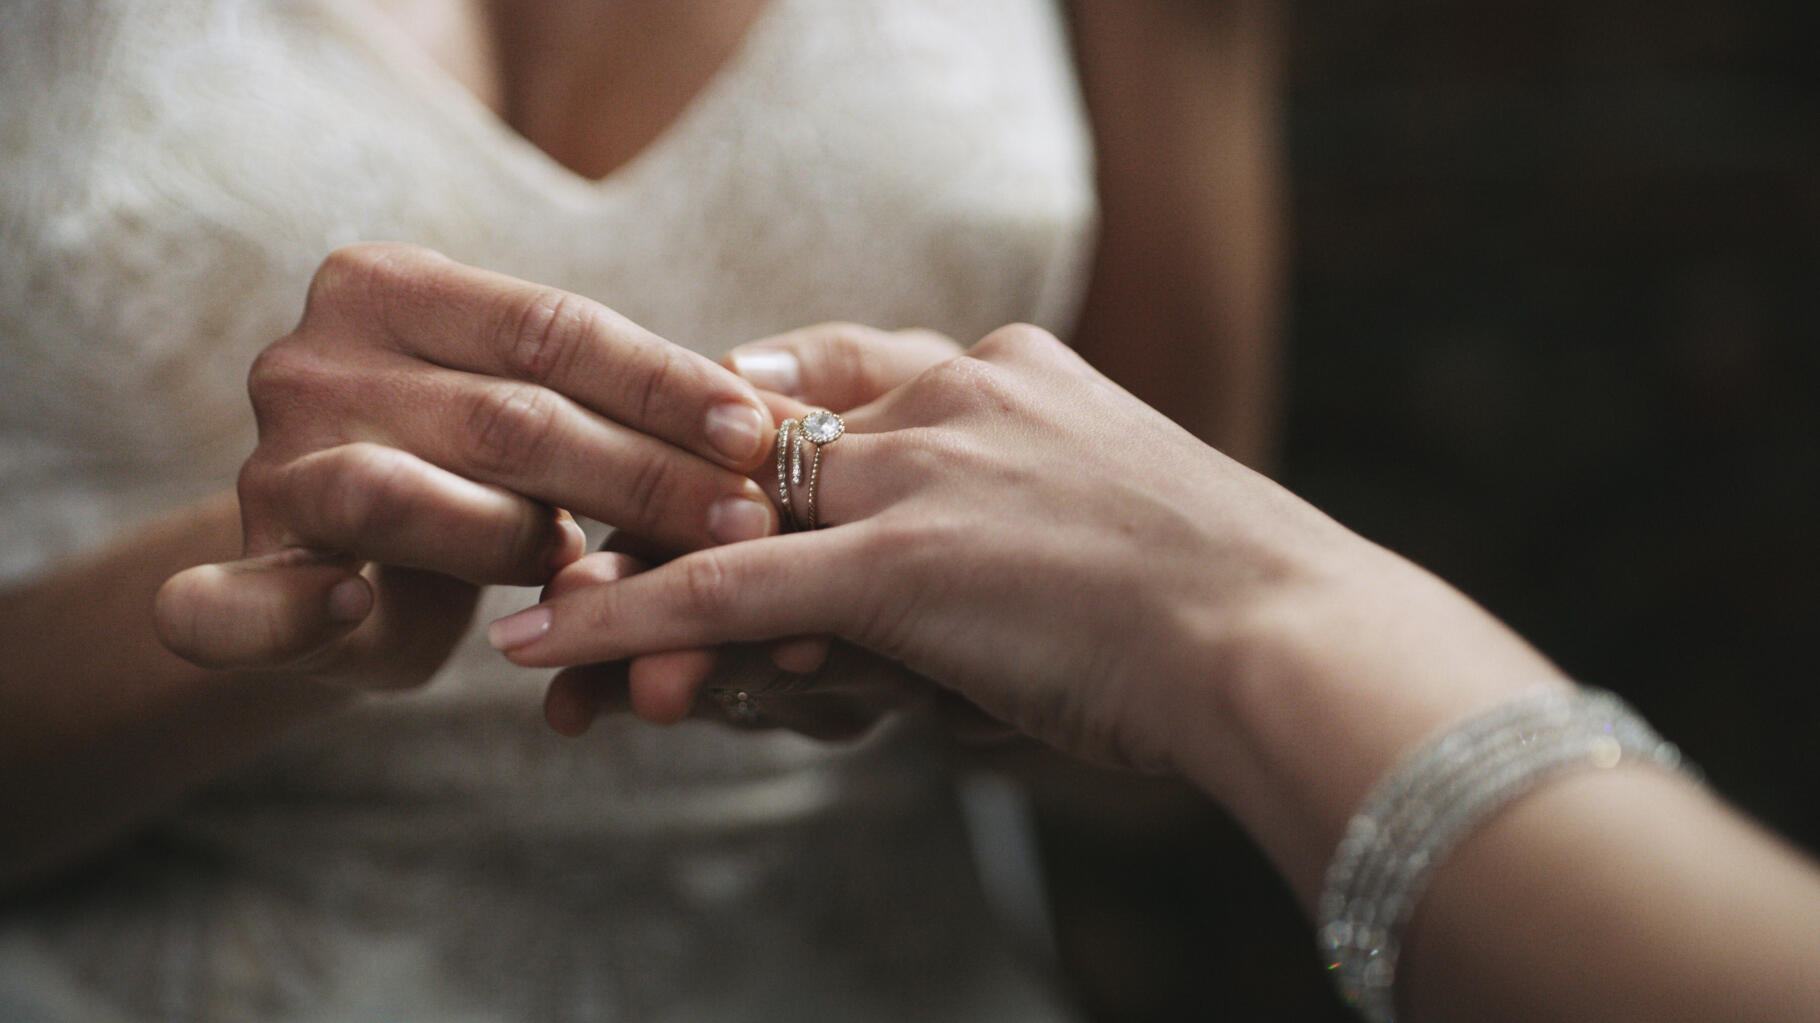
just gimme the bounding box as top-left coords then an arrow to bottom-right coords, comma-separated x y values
0,0 -> 1095,1019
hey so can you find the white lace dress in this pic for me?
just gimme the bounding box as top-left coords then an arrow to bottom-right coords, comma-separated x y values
0,0 -> 1096,1019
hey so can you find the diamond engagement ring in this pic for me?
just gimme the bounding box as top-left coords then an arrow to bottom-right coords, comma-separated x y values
797,410 -> 844,530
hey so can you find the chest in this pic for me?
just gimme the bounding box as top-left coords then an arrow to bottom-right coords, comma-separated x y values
0,0 -> 1096,465
351,0 -> 772,181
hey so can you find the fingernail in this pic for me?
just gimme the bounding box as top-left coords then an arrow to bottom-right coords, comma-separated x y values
707,494 -> 773,545
704,402 -> 767,463
327,578 -> 371,623
730,349 -> 801,395
488,606 -> 553,652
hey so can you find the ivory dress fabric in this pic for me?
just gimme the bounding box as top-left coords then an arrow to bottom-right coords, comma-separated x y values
0,0 -> 1096,1019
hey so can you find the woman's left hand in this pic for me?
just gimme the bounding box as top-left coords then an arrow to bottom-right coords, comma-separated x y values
534,323 -> 968,739
491,323 -> 1350,770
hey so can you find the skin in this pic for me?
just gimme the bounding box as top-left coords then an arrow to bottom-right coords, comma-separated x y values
366,0 -> 1288,459
1066,0 -> 1286,465
528,0 -> 1292,710
2,0 -> 1280,884
0,245 -> 777,885
496,323 -> 1820,1023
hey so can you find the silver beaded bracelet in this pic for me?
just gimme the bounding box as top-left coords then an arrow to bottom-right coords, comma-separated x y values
1315,686 -> 1690,1023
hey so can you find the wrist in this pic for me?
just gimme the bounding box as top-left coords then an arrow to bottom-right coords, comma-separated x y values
1166,547 -> 1571,906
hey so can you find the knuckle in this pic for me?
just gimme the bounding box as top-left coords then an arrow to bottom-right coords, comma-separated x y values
677,549 -> 736,618
304,242 -> 416,317
618,448 -> 678,528
319,445 -> 412,546
503,289 -> 593,383
955,355 -> 1018,408
971,322 -> 1055,360
463,381 -> 563,476
816,326 -> 876,396
626,340 -> 682,430
244,342 -> 327,420
235,452 -> 283,518
908,356 -> 1005,415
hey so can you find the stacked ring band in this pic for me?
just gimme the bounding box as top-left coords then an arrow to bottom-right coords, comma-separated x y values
774,419 -> 797,524
774,410 -> 844,531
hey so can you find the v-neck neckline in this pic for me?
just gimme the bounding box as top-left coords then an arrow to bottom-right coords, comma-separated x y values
312,0 -> 785,202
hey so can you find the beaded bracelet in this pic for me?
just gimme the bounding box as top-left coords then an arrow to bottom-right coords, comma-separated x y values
1315,686 -> 1690,1022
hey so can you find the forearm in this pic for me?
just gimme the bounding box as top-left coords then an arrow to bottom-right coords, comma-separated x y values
1177,550 -> 1566,903
0,493 -> 352,886
1176,552 -> 1820,1023
1402,765 -> 1820,1023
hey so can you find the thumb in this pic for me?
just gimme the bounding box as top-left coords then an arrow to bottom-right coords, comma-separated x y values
725,323 -> 960,411
154,549 -> 372,670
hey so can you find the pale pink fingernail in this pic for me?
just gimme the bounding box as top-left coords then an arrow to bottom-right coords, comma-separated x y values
704,402 -> 767,463
730,349 -> 801,395
488,606 -> 553,652
327,578 -> 372,623
707,494 -> 772,545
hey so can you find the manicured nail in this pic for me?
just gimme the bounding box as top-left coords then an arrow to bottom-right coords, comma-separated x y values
704,402 -> 767,463
730,349 -> 801,395
327,578 -> 372,623
488,606 -> 553,652
707,493 -> 773,545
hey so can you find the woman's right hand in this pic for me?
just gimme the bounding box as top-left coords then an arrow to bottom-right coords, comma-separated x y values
153,243 -> 780,690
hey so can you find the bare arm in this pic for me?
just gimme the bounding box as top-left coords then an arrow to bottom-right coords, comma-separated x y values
1190,557 -> 1820,1023
1067,0 -> 1286,465
509,327 -> 1820,1023
0,495 -> 355,886
0,245 -> 778,889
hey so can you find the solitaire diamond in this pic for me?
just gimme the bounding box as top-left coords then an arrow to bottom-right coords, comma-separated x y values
801,410 -> 844,444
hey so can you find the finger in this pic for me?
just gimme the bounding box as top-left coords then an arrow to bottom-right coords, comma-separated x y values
543,553 -> 720,727
627,648 -> 721,724
251,344 -> 777,551
544,662 -> 632,737
399,364 -> 781,549
154,549 -> 371,670
305,244 -> 775,469
725,324 -> 961,409
489,528 -> 884,667
241,443 -> 583,585
747,421 -> 897,531
769,635 -> 832,675
543,551 -> 650,601
543,652 -> 728,735
598,528 -> 682,565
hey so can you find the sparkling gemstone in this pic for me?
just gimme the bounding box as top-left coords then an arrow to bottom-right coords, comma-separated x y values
801,410 -> 844,444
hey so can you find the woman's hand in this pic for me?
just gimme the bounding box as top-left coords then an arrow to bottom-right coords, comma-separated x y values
154,243 -> 779,690
540,322 -> 967,736
492,323 -> 1344,769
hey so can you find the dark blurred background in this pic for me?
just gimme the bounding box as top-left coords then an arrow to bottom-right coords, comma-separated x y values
1033,2 -> 1819,1019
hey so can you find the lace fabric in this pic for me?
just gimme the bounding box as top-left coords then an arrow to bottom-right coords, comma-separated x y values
0,0 -> 1095,1018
